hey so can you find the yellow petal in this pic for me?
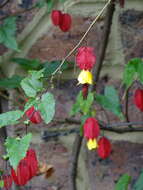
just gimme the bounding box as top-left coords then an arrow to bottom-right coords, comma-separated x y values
78,70 -> 93,84
87,139 -> 98,150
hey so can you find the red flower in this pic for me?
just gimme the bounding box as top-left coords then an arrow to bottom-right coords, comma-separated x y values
51,10 -> 62,26
26,149 -> 38,179
76,47 -> 96,70
59,13 -> 72,32
11,159 -> 30,186
97,137 -> 111,159
11,149 -> 38,186
134,89 -> 143,112
3,175 -> 13,190
25,106 -> 42,124
83,118 -> 100,150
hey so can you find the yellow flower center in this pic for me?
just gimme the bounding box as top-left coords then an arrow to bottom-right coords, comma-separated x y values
78,70 -> 93,84
87,138 -> 98,150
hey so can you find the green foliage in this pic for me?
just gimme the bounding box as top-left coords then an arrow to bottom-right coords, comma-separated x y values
38,92 -> 55,124
70,92 -> 94,116
12,58 -> 42,70
45,0 -> 55,12
43,61 -> 72,77
123,58 -> 143,88
133,169 -> 143,190
0,17 -> 19,51
114,174 -> 131,190
0,110 -> 23,128
95,86 -> 124,119
0,180 -> 4,188
5,133 -> 32,170
21,69 -> 44,97
0,75 -> 23,89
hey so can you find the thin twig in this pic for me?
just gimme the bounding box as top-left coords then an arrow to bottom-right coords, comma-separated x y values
52,0 -> 112,77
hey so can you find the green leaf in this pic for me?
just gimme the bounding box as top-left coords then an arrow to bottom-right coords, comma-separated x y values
0,75 -> 23,89
70,91 -> 83,116
12,58 -> 42,70
5,133 -> 32,170
46,0 -> 55,12
95,86 -> 124,119
133,169 -> 143,190
35,0 -> 46,8
115,174 -> 131,190
38,92 -> 55,124
0,180 -> 4,188
24,98 -> 40,112
123,58 -> 141,88
137,59 -> 143,84
43,61 -> 70,77
0,17 -> 19,51
0,110 -> 23,128
21,69 -> 44,97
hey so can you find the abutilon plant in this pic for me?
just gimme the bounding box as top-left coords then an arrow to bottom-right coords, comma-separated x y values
51,10 -> 62,26
97,137 -> 111,159
25,106 -> 42,124
83,117 -> 100,150
134,89 -> 143,112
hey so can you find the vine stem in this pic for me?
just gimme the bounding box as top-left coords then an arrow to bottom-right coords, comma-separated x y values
51,0 -> 112,77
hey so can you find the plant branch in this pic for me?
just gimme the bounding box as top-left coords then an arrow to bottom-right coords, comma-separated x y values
0,0 -> 10,9
51,0 -> 112,77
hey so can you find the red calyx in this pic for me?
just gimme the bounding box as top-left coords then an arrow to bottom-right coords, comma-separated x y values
11,149 -> 38,186
59,13 -> 72,32
76,47 -> 96,70
51,10 -> 62,26
3,175 -> 13,190
134,89 -> 143,112
83,117 -> 100,140
25,106 -> 42,124
97,137 -> 111,159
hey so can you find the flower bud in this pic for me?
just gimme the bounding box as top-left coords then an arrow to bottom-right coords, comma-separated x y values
97,137 -> 111,159
25,106 -> 42,124
59,13 -> 72,32
134,89 -> 143,112
51,10 -> 62,26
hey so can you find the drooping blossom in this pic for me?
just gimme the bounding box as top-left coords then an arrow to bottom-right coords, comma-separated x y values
83,117 -> 100,150
59,13 -> 72,32
97,137 -> 111,159
25,106 -> 42,124
11,149 -> 38,186
51,10 -> 72,32
51,10 -> 62,26
78,70 -> 93,85
76,47 -> 96,70
3,175 -> 13,190
134,89 -> 143,112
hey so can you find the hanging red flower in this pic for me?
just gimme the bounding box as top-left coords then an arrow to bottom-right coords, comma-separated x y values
97,137 -> 111,159
3,175 -> 13,190
59,13 -> 72,32
11,159 -> 30,186
11,149 -> 38,186
134,89 -> 143,112
76,47 -> 96,70
83,117 -> 100,150
51,10 -> 62,26
26,149 -> 38,179
25,106 -> 42,124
